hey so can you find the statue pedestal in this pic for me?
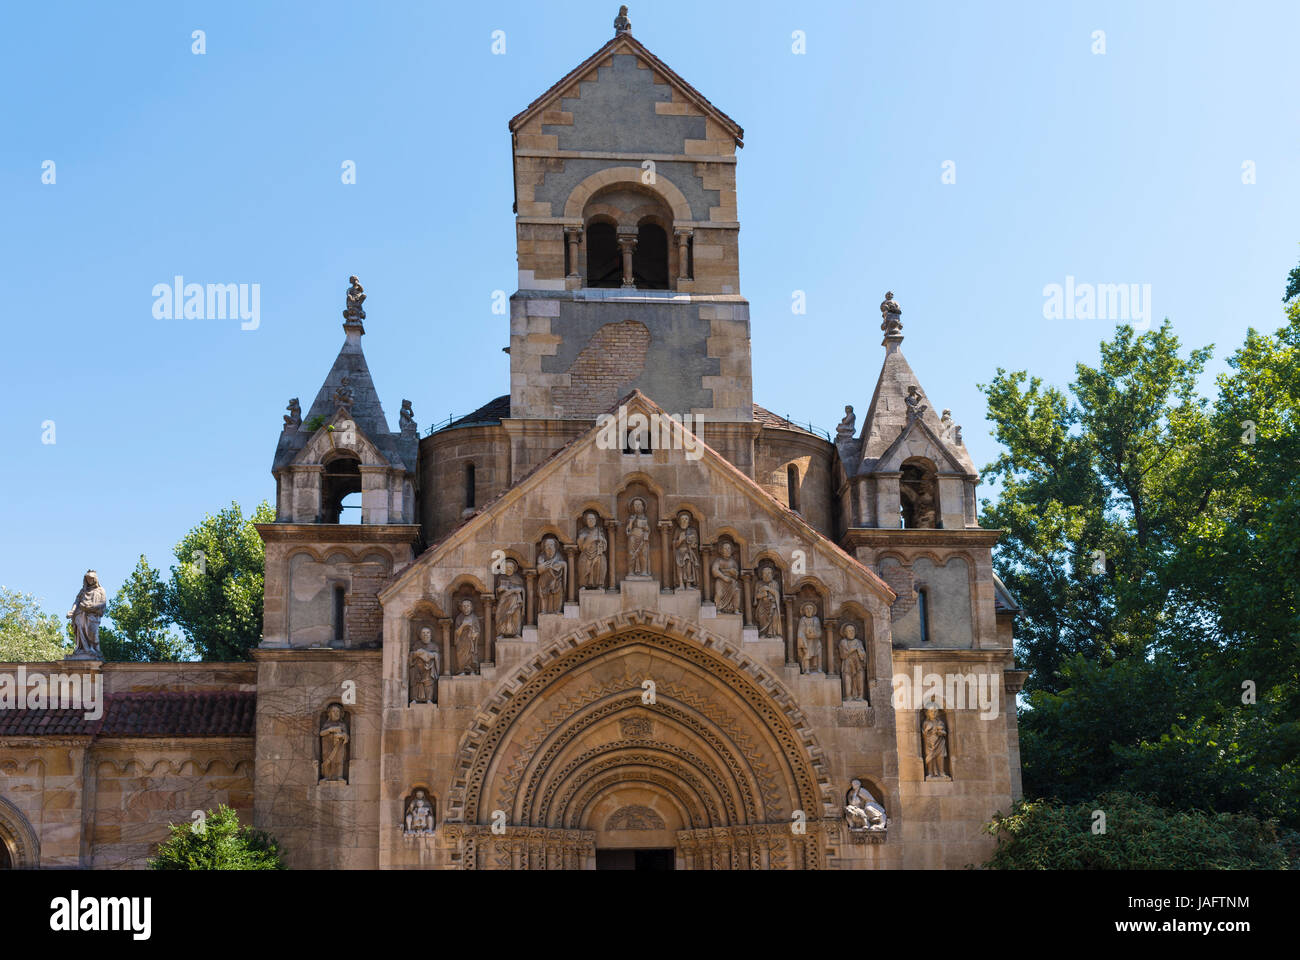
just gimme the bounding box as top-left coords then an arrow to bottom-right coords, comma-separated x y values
521,626 -> 539,643
563,602 -> 580,619
742,627 -> 760,644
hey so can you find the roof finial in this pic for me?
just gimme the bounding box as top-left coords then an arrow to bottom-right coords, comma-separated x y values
880,290 -> 903,348
614,5 -> 631,35
343,274 -> 366,328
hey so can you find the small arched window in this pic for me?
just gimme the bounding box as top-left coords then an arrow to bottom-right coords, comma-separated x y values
586,222 -> 621,288
786,465 -> 800,512
917,587 -> 930,643
465,463 -> 476,510
633,222 -> 669,289
333,585 -> 346,646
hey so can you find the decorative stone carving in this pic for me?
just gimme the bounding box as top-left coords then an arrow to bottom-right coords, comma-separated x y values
672,512 -> 700,589
625,497 -> 651,577
318,703 -> 350,782
283,397 -> 301,430
400,399 -> 416,434
66,570 -> 106,660
577,512 -> 607,589
795,603 -> 822,673
606,805 -> 665,831
835,405 -> 855,444
495,559 -> 525,638
845,778 -> 887,832
404,788 -> 435,836
409,626 -> 440,703
344,274 -> 366,323
333,376 -> 353,411
710,541 -> 740,614
839,623 -> 867,701
618,716 -> 653,738
537,536 -> 566,614
454,599 -> 481,675
904,384 -> 927,421
940,409 -> 963,446
880,291 -> 902,337
753,565 -> 783,639
613,4 -> 631,35
923,705 -> 951,780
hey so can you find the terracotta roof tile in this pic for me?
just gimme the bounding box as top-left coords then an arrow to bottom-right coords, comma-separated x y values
0,691 -> 255,739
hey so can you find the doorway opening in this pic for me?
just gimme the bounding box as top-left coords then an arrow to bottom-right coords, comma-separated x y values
595,848 -> 675,871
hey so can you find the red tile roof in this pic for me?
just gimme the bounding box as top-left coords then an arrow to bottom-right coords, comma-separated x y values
0,691 -> 255,739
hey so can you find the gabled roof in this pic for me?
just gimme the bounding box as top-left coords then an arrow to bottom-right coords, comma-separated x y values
509,32 -> 744,146
382,390 -> 893,604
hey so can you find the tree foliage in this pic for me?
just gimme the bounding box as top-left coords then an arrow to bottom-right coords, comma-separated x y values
99,555 -> 191,662
0,587 -> 70,661
148,804 -> 285,870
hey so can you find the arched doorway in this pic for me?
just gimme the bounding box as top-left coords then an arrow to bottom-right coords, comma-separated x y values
0,797 -> 38,869
445,612 -> 833,869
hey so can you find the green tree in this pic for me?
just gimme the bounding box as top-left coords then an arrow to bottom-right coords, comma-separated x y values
0,587 -> 69,661
165,501 -> 274,661
99,556 -> 191,662
149,804 -> 285,870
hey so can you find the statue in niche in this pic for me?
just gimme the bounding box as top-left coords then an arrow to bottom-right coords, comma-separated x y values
284,397 -> 301,430
409,626 -> 440,702
626,497 -> 651,577
400,399 -> 416,433
923,705 -> 951,780
536,536 -> 566,614
845,778 -> 887,831
454,599 -> 480,675
839,623 -> 867,701
66,570 -> 107,659
319,704 -> 350,782
836,405 -> 856,444
904,384 -> 927,421
672,512 -> 700,589
796,603 -> 822,673
754,566 -> 783,639
495,559 -> 524,637
577,512 -> 607,589
711,541 -> 740,614
404,789 -> 435,836
344,274 -> 366,322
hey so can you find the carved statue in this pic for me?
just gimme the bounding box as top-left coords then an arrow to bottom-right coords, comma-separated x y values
319,704 -> 349,782
409,626 -> 440,703
845,778 -> 887,831
912,485 -> 937,529
66,570 -> 106,659
754,566 -> 783,639
711,541 -> 740,614
923,705 -> 950,780
400,399 -> 416,433
344,274 -> 366,323
404,788 -> 435,836
836,405 -> 856,444
614,4 -> 631,34
495,559 -> 525,638
333,376 -> 353,410
672,512 -> 700,589
795,603 -> 822,673
626,497 -> 650,577
905,384 -> 927,421
839,623 -> 867,701
537,536 -> 566,614
454,599 -> 480,675
284,397 -> 301,430
880,291 -> 902,336
577,512 -> 607,589
940,409 -> 963,446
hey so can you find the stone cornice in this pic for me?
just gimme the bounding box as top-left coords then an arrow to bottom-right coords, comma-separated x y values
840,528 -> 1002,550
252,647 -> 383,662
515,149 -> 737,165
255,523 -> 421,544
890,648 -> 1015,663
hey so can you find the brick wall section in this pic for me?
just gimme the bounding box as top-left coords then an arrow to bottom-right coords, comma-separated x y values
346,569 -> 388,646
551,320 -> 651,415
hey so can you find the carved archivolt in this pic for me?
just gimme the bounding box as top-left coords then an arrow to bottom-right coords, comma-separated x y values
0,796 -> 39,868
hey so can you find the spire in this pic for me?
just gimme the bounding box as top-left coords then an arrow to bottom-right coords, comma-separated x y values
614,5 -> 631,35
880,290 -> 903,352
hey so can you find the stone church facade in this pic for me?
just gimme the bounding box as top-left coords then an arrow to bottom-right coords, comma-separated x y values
0,15 -> 1025,870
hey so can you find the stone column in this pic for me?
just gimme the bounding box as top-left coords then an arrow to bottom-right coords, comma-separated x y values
617,231 -> 638,288
605,519 -> 619,589
658,519 -> 674,587
564,544 -> 578,603
701,544 -> 714,603
675,229 -> 692,280
564,226 -> 583,279
824,617 -> 839,677
784,595 -> 797,664
525,570 -> 537,625
437,618 -> 452,675
741,571 -> 754,627
480,593 -> 495,665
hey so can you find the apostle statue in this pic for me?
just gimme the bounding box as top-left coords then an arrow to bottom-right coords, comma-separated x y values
845,778 -> 887,831
839,623 -> 867,701
454,599 -> 480,675
537,536 -> 566,614
577,512 -> 607,589
923,705 -> 950,780
409,626 -> 440,703
404,788 -> 435,836
495,559 -> 525,638
626,497 -> 650,577
710,541 -> 740,614
835,405 -> 856,444
67,570 -> 107,660
672,512 -> 700,589
795,603 -> 822,673
754,565 -> 783,639
319,704 -> 350,782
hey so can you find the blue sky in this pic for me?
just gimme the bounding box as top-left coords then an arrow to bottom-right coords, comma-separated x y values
3,0 -> 1297,617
